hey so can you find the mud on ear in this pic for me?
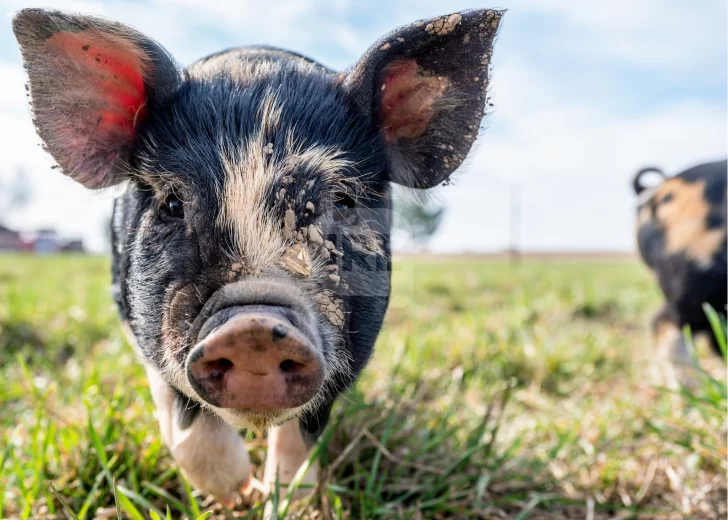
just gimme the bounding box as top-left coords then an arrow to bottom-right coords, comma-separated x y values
12,9 -> 182,189
345,9 -> 503,189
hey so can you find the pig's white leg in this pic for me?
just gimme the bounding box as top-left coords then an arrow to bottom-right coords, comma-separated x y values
263,418 -> 319,515
123,322 -> 252,505
653,309 -> 694,389
145,365 -> 252,507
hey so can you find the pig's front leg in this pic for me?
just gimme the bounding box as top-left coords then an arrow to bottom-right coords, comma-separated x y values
145,366 -> 252,507
264,418 -> 319,509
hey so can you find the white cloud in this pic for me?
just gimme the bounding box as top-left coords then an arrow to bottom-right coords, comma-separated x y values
517,0 -> 726,70
3,0 -> 341,63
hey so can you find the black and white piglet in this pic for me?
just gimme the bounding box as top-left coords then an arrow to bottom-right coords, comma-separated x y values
13,8 -> 503,505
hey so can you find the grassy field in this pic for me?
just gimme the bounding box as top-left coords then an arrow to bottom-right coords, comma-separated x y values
1,254 -> 725,519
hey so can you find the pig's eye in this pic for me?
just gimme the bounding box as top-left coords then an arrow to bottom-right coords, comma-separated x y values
161,194 -> 185,220
333,193 -> 356,211
332,193 -> 359,225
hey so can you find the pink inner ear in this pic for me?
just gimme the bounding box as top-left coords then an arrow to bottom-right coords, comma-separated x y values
47,30 -> 149,141
380,60 -> 449,143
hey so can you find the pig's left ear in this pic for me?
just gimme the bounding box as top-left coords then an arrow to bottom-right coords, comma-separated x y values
344,9 -> 503,189
12,9 -> 182,189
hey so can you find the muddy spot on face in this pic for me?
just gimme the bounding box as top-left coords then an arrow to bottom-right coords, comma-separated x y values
314,290 -> 345,328
281,243 -> 312,278
283,209 -> 296,240
308,225 -> 323,246
227,261 -> 248,281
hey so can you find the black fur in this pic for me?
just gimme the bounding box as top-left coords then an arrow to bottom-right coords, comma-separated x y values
173,387 -> 202,430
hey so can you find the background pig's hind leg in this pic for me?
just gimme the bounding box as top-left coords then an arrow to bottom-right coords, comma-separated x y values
652,306 -> 696,390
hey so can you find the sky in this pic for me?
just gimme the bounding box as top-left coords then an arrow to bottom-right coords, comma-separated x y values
0,0 -> 725,253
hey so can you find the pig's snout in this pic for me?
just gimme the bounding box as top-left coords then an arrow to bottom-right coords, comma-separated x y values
185,307 -> 324,410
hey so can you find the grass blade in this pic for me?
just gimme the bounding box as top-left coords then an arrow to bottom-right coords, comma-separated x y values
181,473 -> 202,518
703,303 -> 727,357
117,484 -> 166,518
86,407 -> 115,489
143,480 -> 189,513
277,419 -> 339,518
114,484 -> 146,520
48,481 -> 80,520
77,470 -> 106,520
111,480 -> 122,520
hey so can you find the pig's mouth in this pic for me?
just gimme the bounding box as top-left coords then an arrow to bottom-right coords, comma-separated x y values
181,279 -> 326,424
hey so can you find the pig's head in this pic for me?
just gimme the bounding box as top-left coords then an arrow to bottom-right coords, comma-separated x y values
14,9 -> 502,430
633,164 -> 727,270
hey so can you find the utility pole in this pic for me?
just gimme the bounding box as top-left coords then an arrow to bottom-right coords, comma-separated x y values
509,182 -> 521,264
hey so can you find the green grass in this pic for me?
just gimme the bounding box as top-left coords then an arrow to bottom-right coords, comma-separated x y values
1,254 -> 725,519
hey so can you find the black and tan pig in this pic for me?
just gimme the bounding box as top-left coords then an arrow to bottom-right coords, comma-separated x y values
634,160 -> 727,375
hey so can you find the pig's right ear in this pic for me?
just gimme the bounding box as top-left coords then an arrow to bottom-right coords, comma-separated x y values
633,167 -> 666,196
12,9 -> 182,189
344,10 -> 503,189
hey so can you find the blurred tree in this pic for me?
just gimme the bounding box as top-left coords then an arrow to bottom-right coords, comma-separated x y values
393,193 -> 446,251
0,167 -> 32,222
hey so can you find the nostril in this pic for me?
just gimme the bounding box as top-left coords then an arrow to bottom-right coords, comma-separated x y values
279,359 -> 304,373
204,358 -> 233,380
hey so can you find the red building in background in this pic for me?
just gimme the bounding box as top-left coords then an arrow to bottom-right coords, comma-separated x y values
0,225 -> 84,254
